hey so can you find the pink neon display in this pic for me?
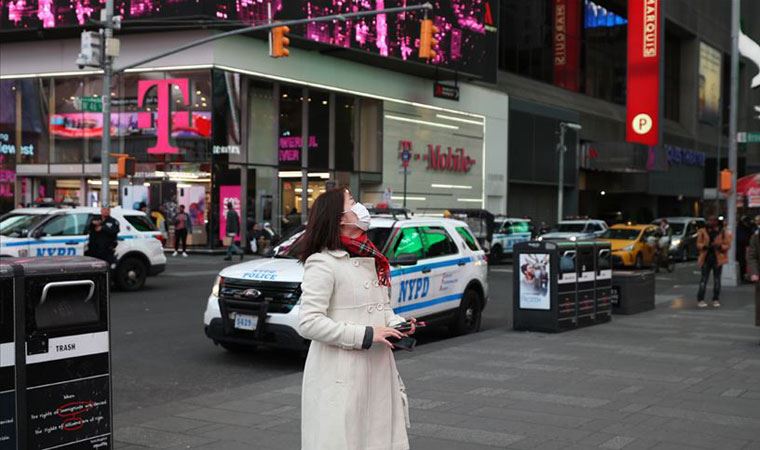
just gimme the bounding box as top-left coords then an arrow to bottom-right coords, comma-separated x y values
1,1 -> 497,80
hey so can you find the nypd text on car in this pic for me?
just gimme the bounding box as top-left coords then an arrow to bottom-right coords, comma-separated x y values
0,207 -> 166,290
203,215 -> 488,351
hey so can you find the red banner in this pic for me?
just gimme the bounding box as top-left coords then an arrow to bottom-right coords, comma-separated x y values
553,0 -> 581,91
626,0 -> 661,146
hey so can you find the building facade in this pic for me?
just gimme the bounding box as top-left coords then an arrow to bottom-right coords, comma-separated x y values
496,0 -> 760,225
0,2 -> 507,249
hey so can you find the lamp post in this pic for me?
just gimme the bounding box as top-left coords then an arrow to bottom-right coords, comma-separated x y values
557,122 -> 582,224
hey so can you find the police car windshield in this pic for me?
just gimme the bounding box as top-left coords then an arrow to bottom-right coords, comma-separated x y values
557,223 -> 587,233
0,213 -> 47,237
274,227 -> 392,259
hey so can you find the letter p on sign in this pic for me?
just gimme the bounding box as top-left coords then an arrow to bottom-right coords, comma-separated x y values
632,113 -> 653,135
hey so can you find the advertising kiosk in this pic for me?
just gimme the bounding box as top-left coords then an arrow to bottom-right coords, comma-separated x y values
513,240 -> 612,332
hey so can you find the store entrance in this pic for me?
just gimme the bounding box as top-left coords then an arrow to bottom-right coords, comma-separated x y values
280,178 -> 326,233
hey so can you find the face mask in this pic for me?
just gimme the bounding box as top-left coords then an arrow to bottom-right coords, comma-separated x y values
342,202 -> 371,231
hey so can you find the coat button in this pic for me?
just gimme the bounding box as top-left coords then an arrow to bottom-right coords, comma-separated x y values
373,280 -> 379,287
364,280 -> 371,289
376,303 -> 384,311
352,260 -> 360,267
367,305 -> 375,313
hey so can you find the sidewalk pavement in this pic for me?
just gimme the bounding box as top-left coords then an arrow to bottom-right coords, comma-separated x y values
115,284 -> 760,450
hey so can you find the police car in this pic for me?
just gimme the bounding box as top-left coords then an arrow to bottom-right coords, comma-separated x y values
203,215 -> 489,351
490,217 -> 533,262
0,206 -> 166,290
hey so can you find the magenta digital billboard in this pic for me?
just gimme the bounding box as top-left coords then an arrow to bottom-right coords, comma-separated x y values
0,0 -> 498,81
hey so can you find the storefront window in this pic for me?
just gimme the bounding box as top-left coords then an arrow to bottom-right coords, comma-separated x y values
334,95 -> 356,172
248,81 -> 277,166
278,85 -> 303,169
358,99 -> 382,173
308,90 -> 330,170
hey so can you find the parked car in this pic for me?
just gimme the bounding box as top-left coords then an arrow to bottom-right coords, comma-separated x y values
203,215 -> 489,352
537,219 -> 608,242
598,223 -> 658,269
651,217 -> 704,261
0,207 -> 166,290
490,217 -> 532,261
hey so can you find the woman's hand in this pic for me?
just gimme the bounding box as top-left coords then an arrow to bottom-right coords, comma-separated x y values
405,318 -> 417,335
373,326 -> 404,349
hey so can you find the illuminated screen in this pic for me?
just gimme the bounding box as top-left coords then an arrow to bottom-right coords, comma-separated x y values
0,0 -> 498,80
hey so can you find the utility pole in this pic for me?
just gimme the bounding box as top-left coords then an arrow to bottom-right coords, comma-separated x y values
557,122 -> 582,224
100,0 -> 114,208
723,0 -> 740,286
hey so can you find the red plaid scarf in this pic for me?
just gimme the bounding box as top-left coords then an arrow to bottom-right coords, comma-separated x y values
340,234 -> 391,287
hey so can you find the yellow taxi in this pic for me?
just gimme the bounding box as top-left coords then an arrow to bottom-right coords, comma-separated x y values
598,224 -> 658,269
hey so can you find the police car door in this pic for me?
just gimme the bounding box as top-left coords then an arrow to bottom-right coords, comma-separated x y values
32,213 -> 91,257
411,226 -> 462,317
509,221 -> 532,252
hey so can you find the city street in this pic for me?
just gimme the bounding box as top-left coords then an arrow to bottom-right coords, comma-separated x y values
112,256 -> 760,449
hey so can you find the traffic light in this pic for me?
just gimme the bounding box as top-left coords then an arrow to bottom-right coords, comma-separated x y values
76,31 -> 103,68
115,154 -> 135,178
270,25 -> 291,58
719,169 -> 732,192
419,19 -> 438,59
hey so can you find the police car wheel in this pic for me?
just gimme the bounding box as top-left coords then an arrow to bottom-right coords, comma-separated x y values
116,257 -> 147,291
451,289 -> 482,336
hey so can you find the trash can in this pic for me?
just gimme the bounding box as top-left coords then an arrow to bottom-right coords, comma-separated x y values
0,261 -> 21,449
6,257 -> 112,450
611,270 -> 655,315
513,240 -> 612,332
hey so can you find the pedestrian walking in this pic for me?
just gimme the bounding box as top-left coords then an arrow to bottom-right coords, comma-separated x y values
85,207 -> 120,269
173,204 -> 192,257
297,188 -> 414,450
223,201 -> 243,261
696,215 -> 732,308
746,215 -> 760,345
736,215 -> 754,281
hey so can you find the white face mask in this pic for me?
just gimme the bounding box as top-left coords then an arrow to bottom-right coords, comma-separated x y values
342,202 -> 371,231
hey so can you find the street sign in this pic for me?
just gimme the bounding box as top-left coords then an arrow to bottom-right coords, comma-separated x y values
74,96 -> 103,112
433,82 -> 459,101
401,148 -> 411,168
737,132 -> 760,143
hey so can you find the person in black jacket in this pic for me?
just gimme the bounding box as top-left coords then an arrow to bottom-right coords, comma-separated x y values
86,207 -> 120,268
223,202 -> 243,261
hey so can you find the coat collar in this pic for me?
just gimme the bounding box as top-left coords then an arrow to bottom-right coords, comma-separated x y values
324,248 -> 349,258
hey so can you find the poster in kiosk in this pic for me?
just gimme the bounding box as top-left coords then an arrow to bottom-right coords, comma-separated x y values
4,257 -> 113,450
513,240 -> 612,332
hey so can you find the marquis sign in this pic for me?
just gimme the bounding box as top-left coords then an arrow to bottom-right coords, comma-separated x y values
626,0 -> 661,146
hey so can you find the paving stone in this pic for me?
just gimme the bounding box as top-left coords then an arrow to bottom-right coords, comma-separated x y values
600,436 -> 637,449
410,422 -> 525,447
115,426 -> 218,448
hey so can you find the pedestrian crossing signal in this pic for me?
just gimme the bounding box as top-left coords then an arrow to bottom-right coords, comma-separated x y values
419,19 -> 438,60
270,25 -> 290,58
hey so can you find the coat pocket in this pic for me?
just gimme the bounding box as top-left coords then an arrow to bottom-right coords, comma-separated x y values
397,372 -> 410,428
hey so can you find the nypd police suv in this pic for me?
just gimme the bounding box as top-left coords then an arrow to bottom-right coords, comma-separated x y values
0,206 -> 167,290
204,214 -> 489,351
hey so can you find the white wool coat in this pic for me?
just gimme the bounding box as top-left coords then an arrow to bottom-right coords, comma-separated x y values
298,249 -> 410,450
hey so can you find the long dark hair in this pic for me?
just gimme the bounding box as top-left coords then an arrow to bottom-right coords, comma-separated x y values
297,188 -> 346,263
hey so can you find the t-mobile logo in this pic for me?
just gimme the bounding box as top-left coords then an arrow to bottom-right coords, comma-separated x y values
137,78 -> 189,154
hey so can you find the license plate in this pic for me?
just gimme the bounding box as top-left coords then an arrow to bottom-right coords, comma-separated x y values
234,313 -> 257,331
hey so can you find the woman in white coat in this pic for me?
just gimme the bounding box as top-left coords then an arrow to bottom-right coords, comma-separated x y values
297,188 -> 415,450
